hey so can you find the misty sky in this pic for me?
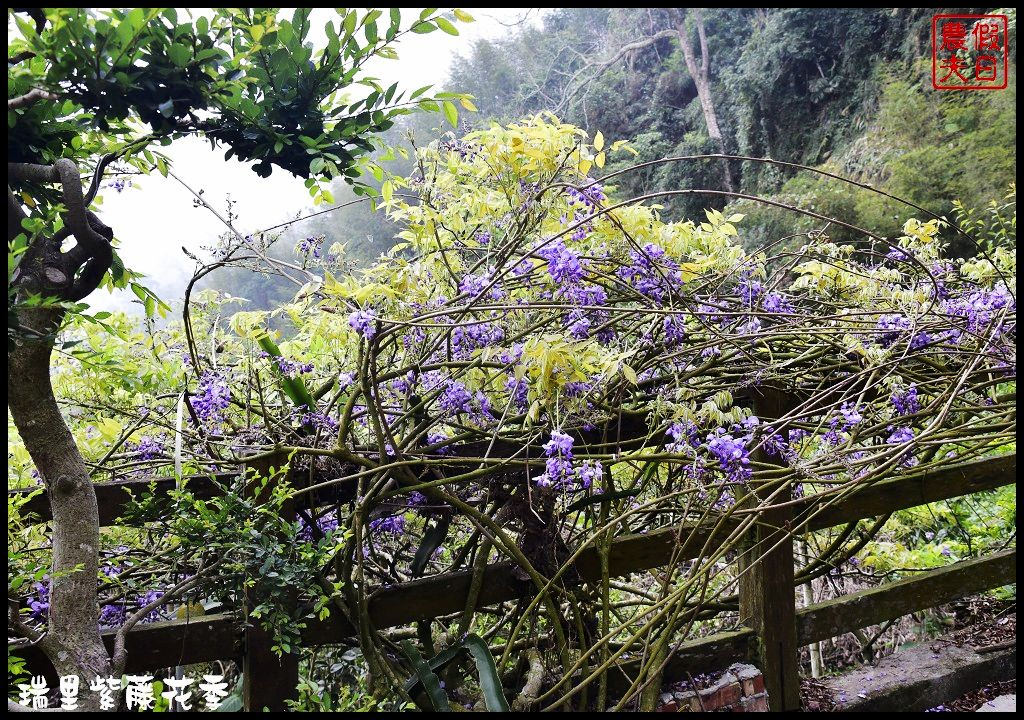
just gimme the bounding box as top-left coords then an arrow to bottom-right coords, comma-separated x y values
88,8 -> 545,314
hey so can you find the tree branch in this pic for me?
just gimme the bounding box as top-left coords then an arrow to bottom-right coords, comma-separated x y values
557,29 -> 677,114
7,89 -> 58,111
110,557 -> 227,677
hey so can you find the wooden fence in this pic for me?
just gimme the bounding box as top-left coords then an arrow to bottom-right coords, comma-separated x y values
12,449 -> 1015,711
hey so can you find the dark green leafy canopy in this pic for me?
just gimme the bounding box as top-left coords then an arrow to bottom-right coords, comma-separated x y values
9,8 -> 468,187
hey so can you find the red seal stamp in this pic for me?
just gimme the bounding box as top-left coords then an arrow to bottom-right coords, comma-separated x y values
932,14 -> 1008,90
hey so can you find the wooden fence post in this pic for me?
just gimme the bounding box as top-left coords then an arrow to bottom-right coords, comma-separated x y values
737,388 -> 801,711
242,454 -> 300,712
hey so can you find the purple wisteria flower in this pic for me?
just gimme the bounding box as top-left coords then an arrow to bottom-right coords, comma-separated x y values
299,407 -> 339,434
737,273 -> 762,305
299,510 -> 340,541
761,291 -> 795,315
763,430 -> 790,460
193,371 -> 231,427
941,283 -> 1015,340
452,321 -> 505,357
348,309 -> 377,339
738,316 -> 762,335
537,240 -> 585,285
505,377 -> 529,411
886,425 -> 917,467
459,269 -> 504,300
565,178 -> 606,210
512,257 -> 535,281
559,284 -> 613,342
370,514 -> 406,535
566,310 -> 592,340
535,430 -> 579,489
577,460 -> 603,489
137,590 -> 166,623
407,491 -> 428,507
888,426 -> 913,448
663,315 -> 687,346
544,430 -> 574,457
130,436 -> 164,461
439,380 -> 473,417
27,563 -> 169,631
426,430 -> 453,455
27,581 -> 49,622
910,331 -> 932,350
705,428 -> 752,483
666,421 -> 700,453
272,355 -> 314,378
616,243 -> 683,302
876,314 -> 911,347
839,403 -> 864,426
99,603 -> 128,629
891,385 -> 920,415
297,234 -> 325,258
390,370 -> 417,395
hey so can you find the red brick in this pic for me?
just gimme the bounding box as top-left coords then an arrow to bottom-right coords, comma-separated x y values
719,683 -> 742,707
742,694 -> 769,712
741,674 -> 765,696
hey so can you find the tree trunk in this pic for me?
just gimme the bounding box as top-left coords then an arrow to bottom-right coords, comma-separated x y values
673,9 -> 736,193
9,306 -> 111,709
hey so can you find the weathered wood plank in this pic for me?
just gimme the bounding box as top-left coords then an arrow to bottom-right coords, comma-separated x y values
15,458 -> 1016,677
796,548 -> 1017,645
738,389 -> 800,711
17,549 -> 1016,682
12,446 -> 1013,531
10,474 -> 232,526
605,627 -> 757,701
798,453 -> 1017,532
242,455 -> 299,712
16,612 -> 240,676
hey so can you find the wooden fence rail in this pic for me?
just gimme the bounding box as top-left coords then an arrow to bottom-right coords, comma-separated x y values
16,453 -> 1016,711
9,384 -> 896,527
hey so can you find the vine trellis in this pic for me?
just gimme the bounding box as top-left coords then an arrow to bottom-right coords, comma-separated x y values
13,118 -> 1016,711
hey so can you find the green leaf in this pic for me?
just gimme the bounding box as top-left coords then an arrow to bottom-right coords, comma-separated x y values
462,634 -> 510,712
256,336 -> 316,413
401,640 -> 450,711
442,100 -> 458,128
434,17 -> 459,36
168,43 -> 191,67
404,634 -> 509,712
387,8 -> 401,40
411,515 -> 451,577
621,363 -> 638,385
